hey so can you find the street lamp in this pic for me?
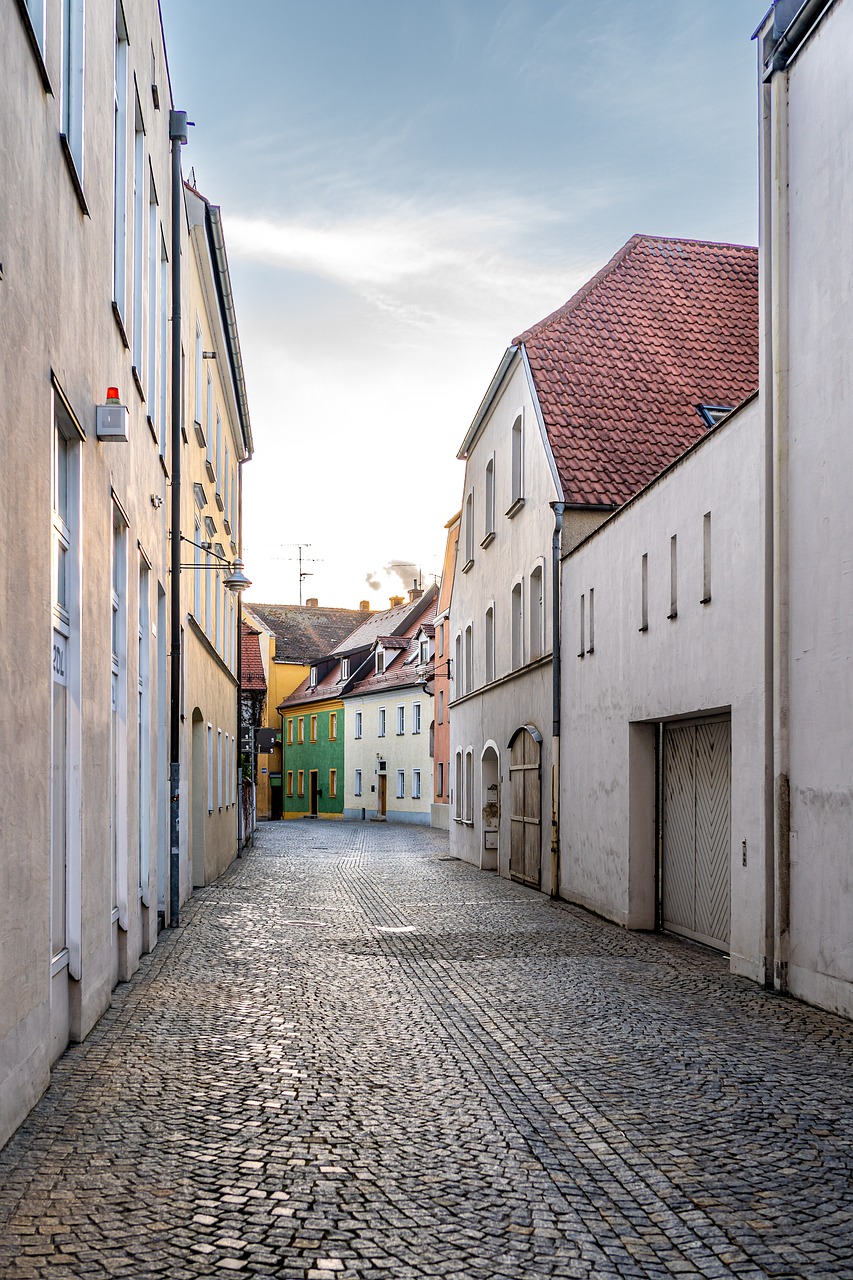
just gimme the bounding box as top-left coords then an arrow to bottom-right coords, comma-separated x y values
179,536 -> 252,593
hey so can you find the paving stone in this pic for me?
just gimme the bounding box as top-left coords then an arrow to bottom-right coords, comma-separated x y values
1,821 -> 852,1278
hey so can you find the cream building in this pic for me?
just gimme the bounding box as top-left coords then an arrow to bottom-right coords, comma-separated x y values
181,182 -> 252,889
343,597 -> 437,824
0,0 -> 251,1149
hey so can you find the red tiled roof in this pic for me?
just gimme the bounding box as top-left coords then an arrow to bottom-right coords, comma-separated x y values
376,636 -> 409,650
241,621 -> 266,692
514,235 -> 759,507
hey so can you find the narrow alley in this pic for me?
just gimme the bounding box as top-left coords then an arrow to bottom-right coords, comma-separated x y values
1,822 -> 851,1280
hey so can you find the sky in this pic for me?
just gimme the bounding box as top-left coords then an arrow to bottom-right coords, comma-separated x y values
160,0 -> 771,610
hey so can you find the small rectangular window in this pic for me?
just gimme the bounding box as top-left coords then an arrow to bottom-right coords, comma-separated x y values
207,724 -> 213,812
354,710 -> 362,739
354,769 -> 362,797
412,702 -> 421,734
378,708 -> 386,738
668,535 -> 678,620
329,711 -> 337,741
437,761 -> 444,797
587,587 -> 595,655
702,512 -> 712,604
286,771 -> 293,797
396,769 -> 405,799
438,690 -> 444,724
375,651 -> 385,674
61,0 -> 86,181
640,553 -> 649,633
217,729 -> 223,808
396,706 -> 405,735
297,770 -> 304,797
412,769 -> 421,800
329,769 -> 337,798
341,657 -> 350,679
579,594 -> 585,658
297,717 -> 304,744
287,718 -> 293,745
510,413 -> 523,507
310,715 -> 318,743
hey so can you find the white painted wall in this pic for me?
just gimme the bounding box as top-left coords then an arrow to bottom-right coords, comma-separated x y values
344,688 -> 433,824
449,353 -> 561,884
767,0 -> 853,1016
561,399 -> 769,983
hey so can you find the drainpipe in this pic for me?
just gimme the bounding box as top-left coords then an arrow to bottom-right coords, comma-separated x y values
236,589 -> 243,858
549,502 -> 566,899
769,69 -> 791,993
168,110 -> 188,927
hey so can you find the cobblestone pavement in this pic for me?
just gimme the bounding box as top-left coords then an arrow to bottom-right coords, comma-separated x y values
2,822 -> 853,1280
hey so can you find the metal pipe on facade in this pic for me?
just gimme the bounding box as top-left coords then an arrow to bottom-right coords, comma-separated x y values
549,501 -> 566,899
168,109 -> 188,928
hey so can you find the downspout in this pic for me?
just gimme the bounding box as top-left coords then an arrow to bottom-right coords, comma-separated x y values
769,68 -> 791,993
168,110 -> 188,927
236,589 -> 243,858
549,502 -> 566,899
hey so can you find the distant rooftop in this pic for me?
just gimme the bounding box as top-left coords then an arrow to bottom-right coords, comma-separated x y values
245,603 -> 365,665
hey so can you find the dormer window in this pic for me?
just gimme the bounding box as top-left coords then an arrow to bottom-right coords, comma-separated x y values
696,404 -> 733,428
309,665 -> 317,688
340,657 -> 350,680
375,650 -> 385,675
419,639 -> 429,664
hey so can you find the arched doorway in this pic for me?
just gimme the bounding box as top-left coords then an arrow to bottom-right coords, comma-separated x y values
508,725 -> 542,888
480,745 -> 500,871
191,710 -> 206,888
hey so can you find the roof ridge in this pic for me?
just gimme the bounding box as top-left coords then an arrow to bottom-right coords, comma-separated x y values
513,234 -> 757,346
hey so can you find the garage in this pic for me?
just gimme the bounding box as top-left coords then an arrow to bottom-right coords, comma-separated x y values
662,717 -> 731,951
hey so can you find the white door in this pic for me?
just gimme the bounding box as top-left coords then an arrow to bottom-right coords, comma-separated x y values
662,718 -> 731,951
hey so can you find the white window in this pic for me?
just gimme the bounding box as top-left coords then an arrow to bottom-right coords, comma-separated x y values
341,657 -> 350,679
232,735 -> 238,805
702,512 -> 712,604
207,724 -> 213,812
224,732 -> 229,809
465,749 -> 474,822
112,16 -> 128,317
158,234 -> 168,455
412,769 -> 421,800
396,705 -> 405,735
224,444 -> 230,526
485,604 -> 495,683
412,702 -> 421,734
309,666 -> 317,688
205,550 -> 212,636
396,769 -> 405,799
510,412 -> 524,509
511,580 -> 524,670
131,94 -> 145,375
484,455 -> 495,541
455,633 -> 462,696
216,411 -> 223,494
354,710 -> 362,739
375,650 -> 385,674
419,638 -> 429,664
454,751 -> 463,820
354,769 -> 362,797
217,728 -> 223,809
193,517 -> 201,617
61,0 -> 86,181
146,169 -> 158,412
206,369 -> 213,467
465,624 -> 473,694
378,707 -> 386,737
464,490 -> 475,567
529,563 -> 544,660
195,320 -> 204,428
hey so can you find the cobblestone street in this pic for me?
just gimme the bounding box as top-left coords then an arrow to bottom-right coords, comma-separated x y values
1,821 -> 852,1280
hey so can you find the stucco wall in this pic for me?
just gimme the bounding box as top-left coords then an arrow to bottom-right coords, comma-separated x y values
561,399 -> 768,982
781,1 -> 853,1015
344,689 -> 433,824
449,355 -> 560,888
0,0 -> 174,1147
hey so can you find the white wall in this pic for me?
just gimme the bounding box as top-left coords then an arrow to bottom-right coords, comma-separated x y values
344,689 -> 433,824
771,0 -> 853,1015
561,399 -> 769,983
449,354 -> 561,883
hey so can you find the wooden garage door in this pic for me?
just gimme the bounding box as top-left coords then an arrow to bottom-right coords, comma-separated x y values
509,728 -> 541,889
662,718 -> 731,951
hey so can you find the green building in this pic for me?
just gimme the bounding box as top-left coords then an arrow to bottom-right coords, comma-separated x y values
279,664 -> 345,818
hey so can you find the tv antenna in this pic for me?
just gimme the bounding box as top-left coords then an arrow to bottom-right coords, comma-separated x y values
285,543 -> 321,605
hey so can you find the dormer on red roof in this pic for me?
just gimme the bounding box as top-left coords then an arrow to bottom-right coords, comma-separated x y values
459,234 -> 759,509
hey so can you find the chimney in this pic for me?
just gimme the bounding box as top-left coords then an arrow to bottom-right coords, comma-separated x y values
305,597 -> 318,608
359,600 -> 371,613
389,595 -> 404,608
409,586 -> 423,603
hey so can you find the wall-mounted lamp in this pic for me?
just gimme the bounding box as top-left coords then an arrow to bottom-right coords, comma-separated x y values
179,535 -> 252,593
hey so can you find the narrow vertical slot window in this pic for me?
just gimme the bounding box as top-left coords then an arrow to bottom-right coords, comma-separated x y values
396,769 -> 405,799
146,169 -> 158,412
113,17 -> 129,317
483,455 -> 495,542
354,769 -> 362,797
668,535 -> 678,620
464,624 -> 473,693
131,93 -> 145,378
412,769 -> 421,800
61,0 -> 85,181
485,605 -> 495,683
640,553 -> 649,633
207,724 -> 213,812
701,512 -> 712,603
158,234 -> 168,455
578,594 -> 585,658
587,587 -> 595,654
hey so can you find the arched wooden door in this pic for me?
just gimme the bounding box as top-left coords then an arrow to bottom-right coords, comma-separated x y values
509,725 -> 542,888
